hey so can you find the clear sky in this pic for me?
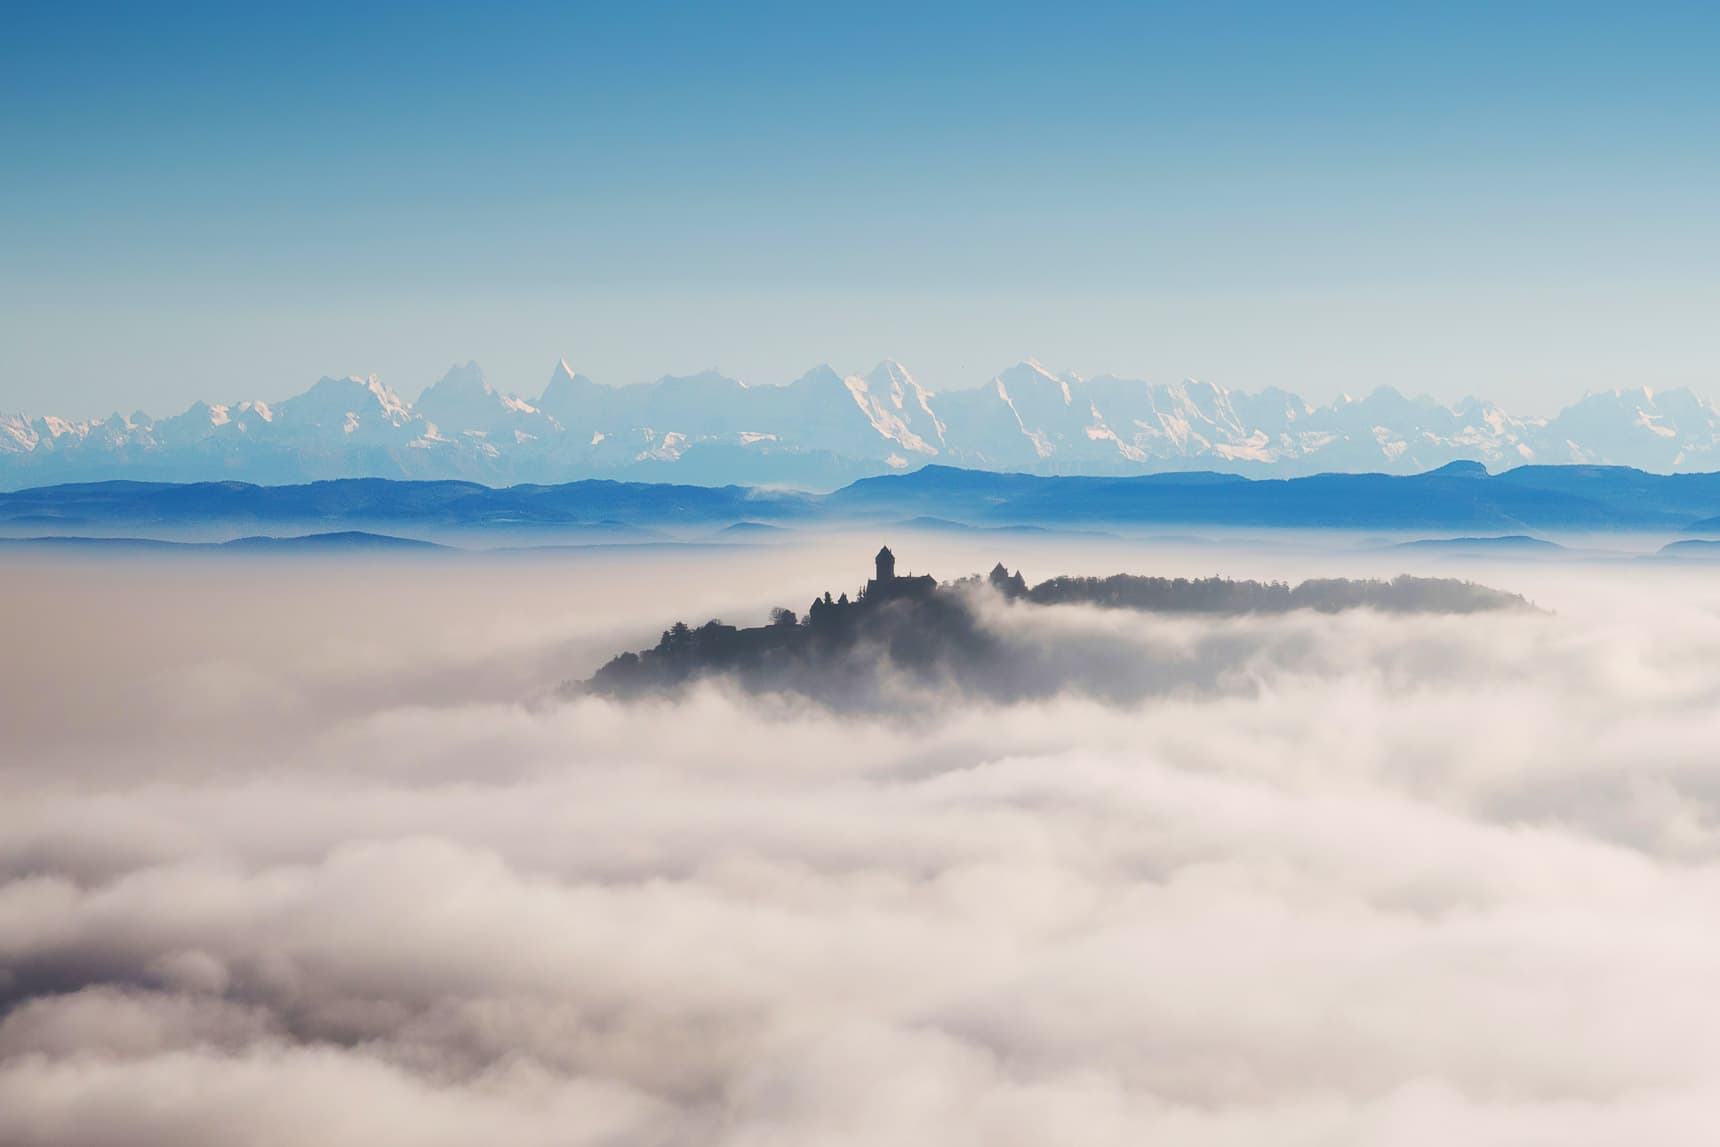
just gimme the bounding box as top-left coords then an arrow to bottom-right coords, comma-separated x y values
5,0 -> 1720,418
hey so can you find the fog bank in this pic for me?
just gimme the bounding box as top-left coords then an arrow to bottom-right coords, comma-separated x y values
3,542 -> 1719,1144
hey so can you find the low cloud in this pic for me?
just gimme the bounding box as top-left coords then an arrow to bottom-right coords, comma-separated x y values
4,547 -> 1720,1144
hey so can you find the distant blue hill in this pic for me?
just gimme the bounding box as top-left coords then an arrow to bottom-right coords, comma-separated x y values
720,521 -> 794,534
0,531 -> 441,552
1392,535 -> 1565,553
221,531 -> 442,551
823,462 -> 1720,531
5,462 -> 1720,537
0,477 -> 812,530
1658,539 -> 1720,559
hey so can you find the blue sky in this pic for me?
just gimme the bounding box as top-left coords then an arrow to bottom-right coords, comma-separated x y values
5,0 -> 1720,417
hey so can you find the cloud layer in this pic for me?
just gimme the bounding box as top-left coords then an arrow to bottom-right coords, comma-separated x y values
4,546 -> 1720,1145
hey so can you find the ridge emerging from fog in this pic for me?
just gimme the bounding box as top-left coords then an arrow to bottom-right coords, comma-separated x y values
581,551 -> 1530,708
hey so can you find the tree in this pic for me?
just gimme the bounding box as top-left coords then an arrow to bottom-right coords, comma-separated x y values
771,606 -> 798,627
659,620 -> 692,653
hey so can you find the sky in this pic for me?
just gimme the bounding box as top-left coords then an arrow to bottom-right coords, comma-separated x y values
4,0 -> 1720,418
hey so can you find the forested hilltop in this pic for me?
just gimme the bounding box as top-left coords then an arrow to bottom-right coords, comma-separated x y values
578,547 -> 1530,707
1018,571 -> 1525,614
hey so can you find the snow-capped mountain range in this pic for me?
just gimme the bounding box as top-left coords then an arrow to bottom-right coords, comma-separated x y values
7,359 -> 1720,489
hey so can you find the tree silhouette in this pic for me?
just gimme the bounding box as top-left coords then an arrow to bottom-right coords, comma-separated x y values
585,560 -> 1530,704
659,620 -> 693,653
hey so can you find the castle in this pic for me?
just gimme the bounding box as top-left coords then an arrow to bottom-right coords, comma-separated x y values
862,545 -> 937,602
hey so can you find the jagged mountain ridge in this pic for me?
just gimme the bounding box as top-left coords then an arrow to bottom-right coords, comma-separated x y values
7,358 -> 1720,489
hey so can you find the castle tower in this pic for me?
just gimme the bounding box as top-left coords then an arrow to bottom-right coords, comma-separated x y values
875,545 -> 896,584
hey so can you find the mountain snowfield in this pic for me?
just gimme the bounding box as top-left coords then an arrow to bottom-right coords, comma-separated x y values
7,359 -> 1720,489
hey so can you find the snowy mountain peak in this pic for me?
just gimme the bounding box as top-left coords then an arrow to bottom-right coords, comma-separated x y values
8,360 -> 1720,488
425,360 -> 488,396
1004,359 -> 1067,384
281,375 -> 412,431
414,362 -> 546,437
789,364 -> 848,390
867,359 -> 918,389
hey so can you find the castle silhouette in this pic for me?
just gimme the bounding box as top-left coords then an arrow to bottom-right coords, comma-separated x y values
861,545 -> 937,603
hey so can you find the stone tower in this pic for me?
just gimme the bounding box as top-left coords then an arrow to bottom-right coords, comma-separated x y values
875,545 -> 896,585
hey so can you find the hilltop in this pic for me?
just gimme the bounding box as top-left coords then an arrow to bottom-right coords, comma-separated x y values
580,547 -> 1531,707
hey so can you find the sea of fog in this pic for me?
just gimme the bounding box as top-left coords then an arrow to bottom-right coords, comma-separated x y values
4,535 -> 1720,1145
